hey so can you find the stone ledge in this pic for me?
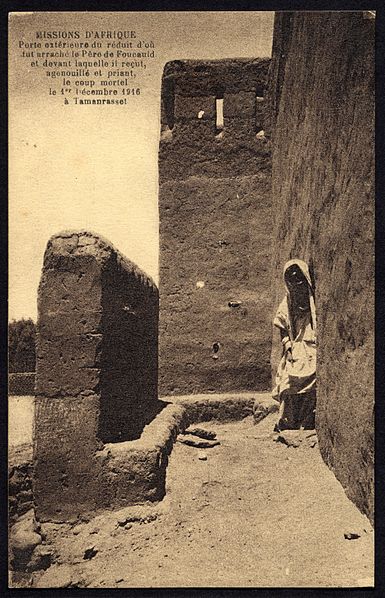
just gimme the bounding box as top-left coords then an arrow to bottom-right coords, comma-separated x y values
10,393 -> 277,519
170,391 -> 276,423
99,392 -> 276,510
101,403 -> 188,509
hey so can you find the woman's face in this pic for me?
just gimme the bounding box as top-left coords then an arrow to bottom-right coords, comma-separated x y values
285,266 -> 309,307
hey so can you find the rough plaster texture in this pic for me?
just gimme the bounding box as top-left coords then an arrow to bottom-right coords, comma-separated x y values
34,231 -> 159,521
268,12 -> 374,522
170,391 -> 276,424
101,392 -> 276,509
159,59 -> 273,395
26,390 -> 273,523
100,402 -> 187,509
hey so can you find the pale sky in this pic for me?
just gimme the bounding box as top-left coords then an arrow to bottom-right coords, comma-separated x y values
9,11 -> 274,321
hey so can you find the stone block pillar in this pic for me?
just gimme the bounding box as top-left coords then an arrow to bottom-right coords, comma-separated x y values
33,231 -> 158,521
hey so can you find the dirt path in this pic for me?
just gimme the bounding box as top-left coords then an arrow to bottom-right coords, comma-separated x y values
30,414 -> 373,588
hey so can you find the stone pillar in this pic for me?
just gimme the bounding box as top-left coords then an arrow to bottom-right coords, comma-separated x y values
33,231 -> 158,521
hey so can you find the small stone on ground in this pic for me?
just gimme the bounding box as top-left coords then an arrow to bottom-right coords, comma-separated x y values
274,429 -> 318,448
33,564 -> 75,588
184,427 -> 217,440
177,434 -> 220,448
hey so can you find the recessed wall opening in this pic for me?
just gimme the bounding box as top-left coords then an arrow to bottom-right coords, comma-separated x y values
215,98 -> 224,132
164,80 -> 175,130
255,95 -> 264,134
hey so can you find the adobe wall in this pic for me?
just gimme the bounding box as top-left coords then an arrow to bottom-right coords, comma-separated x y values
8,372 -> 35,395
268,12 -> 374,522
34,231 -> 159,521
159,59 -> 273,395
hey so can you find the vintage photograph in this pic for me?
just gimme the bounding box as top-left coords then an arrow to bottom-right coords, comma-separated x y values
8,10 -> 374,588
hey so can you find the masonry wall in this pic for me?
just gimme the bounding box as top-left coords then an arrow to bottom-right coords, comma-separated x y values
159,59 -> 272,395
34,231 -> 159,521
268,12 -> 374,522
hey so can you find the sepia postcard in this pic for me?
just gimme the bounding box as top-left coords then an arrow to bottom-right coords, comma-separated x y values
8,10 -> 374,589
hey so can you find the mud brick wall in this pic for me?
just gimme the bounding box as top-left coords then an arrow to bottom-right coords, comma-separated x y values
268,12 -> 374,522
8,372 -> 35,395
159,59 -> 272,395
34,231 -> 158,521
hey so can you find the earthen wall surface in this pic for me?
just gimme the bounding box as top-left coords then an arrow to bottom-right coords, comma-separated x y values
268,12 -> 374,522
8,373 -> 35,396
159,59 -> 273,395
34,231 -> 159,521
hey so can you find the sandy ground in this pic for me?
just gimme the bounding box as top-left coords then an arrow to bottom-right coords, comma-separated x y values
21,414 -> 373,589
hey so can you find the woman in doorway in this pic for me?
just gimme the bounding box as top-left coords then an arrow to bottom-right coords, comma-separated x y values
272,259 -> 317,431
